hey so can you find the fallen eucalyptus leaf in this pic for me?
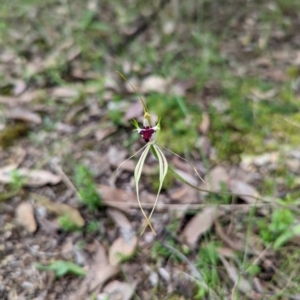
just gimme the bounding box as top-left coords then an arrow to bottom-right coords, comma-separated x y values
103,280 -> 136,300
15,202 -> 37,233
181,207 -> 218,247
8,107 -> 42,124
109,236 -> 138,266
0,166 -> 61,187
31,193 -> 85,228
228,179 -> 260,204
70,243 -> 119,299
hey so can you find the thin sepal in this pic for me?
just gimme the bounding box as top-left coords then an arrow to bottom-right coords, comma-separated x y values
156,143 -> 205,184
114,144 -> 148,178
140,144 -> 168,235
134,144 -> 156,234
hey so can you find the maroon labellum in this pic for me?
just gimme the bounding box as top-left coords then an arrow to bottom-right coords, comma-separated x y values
138,126 -> 156,143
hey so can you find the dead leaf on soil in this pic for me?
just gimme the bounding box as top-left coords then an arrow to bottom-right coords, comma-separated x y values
99,185 -> 156,212
171,78 -> 196,96
95,127 -> 117,142
112,160 -> 155,175
140,75 -> 169,94
174,169 -> 198,187
123,100 -> 143,121
31,193 -> 84,228
181,207 -> 218,247
13,80 -> 27,96
201,166 -> 229,192
15,202 -> 37,233
251,88 -> 277,100
109,235 -> 138,266
107,208 -> 132,230
70,243 -> 119,299
107,146 -> 127,166
199,113 -> 210,134
7,107 -> 42,124
98,185 -> 136,211
103,280 -> 136,300
215,221 -> 244,252
107,209 -> 137,266
228,179 -> 260,204
50,86 -> 79,99
0,166 -> 61,187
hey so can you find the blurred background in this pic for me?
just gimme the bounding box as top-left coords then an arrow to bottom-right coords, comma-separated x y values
1,0 -> 300,299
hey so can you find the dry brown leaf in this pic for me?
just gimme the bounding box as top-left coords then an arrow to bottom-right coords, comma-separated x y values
15,202 -> 37,233
107,210 -> 137,266
169,186 -> 198,216
215,221 -> 244,252
13,80 -> 27,96
95,127 -> 117,142
27,170 -> 57,186
201,166 -> 229,192
103,280 -> 136,300
107,209 -> 132,230
31,193 -> 84,228
199,113 -> 210,134
99,185 -> 156,212
55,122 -> 76,134
228,179 -> 260,204
50,86 -> 79,98
174,169 -> 198,186
123,101 -> 143,121
171,78 -> 196,96
112,160 -> 155,175
140,75 -> 168,93
181,207 -> 218,247
99,185 -> 136,203
109,235 -> 138,266
7,108 -> 42,124
71,243 -> 119,299
0,90 -> 44,106
0,95 -> 17,105
0,166 -> 61,187
251,88 -> 277,100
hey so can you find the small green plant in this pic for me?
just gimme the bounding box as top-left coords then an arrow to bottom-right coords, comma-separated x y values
195,242 -> 221,298
151,240 -> 181,261
87,220 -> 100,233
58,215 -> 81,232
35,260 -> 86,279
74,165 -> 102,211
258,206 -> 296,249
10,170 -> 24,190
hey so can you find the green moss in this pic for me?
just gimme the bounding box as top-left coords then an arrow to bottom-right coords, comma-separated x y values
0,123 -> 29,148
208,75 -> 300,160
147,93 -> 201,154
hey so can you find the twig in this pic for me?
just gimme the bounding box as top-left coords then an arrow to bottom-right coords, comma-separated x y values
50,160 -> 78,196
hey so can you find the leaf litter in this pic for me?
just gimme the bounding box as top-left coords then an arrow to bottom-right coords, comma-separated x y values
1,1 -> 300,299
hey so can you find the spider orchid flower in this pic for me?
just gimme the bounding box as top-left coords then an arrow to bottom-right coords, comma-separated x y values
115,71 -> 204,236
129,112 -> 168,236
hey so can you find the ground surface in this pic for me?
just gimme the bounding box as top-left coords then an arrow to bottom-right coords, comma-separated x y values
1,0 -> 300,299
